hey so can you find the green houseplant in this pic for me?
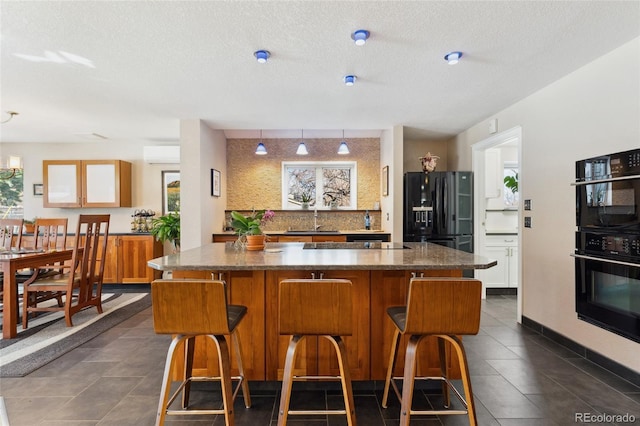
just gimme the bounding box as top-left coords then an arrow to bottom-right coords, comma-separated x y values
150,213 -> 181,252
504,173 -> 519,194
230,209 -> 275,250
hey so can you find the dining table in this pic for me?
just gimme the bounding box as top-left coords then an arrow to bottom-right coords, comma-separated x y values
0,248 -> 75,339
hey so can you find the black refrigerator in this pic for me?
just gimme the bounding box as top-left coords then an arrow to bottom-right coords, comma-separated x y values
403,171 -> 473,253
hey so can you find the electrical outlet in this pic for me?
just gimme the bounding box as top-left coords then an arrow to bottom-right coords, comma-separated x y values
524,199 -> 531,210
524,217 -> 532,228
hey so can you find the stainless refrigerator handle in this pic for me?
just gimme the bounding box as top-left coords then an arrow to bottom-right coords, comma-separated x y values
571,253 -> 640,268
442,176 -> 447,228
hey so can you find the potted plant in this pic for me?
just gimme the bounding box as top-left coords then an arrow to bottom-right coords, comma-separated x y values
23,218 -> 36,234
230,209 -> 275,250
300,193 -> 312,210
504,172 -> 518,194
150,212 -> 181,253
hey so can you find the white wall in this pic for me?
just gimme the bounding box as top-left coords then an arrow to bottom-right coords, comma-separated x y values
451,38 -> 640,372
179,120 -> 227,251
1,141 -> 176,236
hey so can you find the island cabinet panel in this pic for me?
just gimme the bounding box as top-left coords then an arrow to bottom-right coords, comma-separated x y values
265,269 -> 370,380
168,270 -> 266,381
102,235 -> 162,284
370,270 -> 463,381
316,270 -> 370,380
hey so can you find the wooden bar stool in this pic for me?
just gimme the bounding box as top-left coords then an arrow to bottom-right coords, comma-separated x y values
381,277 -> 482,426
151,279 -> 251,426
277,279 -> 356,426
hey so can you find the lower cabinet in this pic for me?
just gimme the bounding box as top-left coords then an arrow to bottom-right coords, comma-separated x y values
102,234 -> 163,284
482,235 -> 518,288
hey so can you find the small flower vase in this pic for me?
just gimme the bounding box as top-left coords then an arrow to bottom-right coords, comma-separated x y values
301,202 -> 309,210
245,234 -> 266,251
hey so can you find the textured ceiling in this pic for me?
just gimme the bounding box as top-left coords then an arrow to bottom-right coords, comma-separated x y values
1,1 -> 638,144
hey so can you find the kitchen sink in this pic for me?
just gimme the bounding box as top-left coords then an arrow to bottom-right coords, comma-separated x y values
284,230 -> 340,234
303,242 -> 410,250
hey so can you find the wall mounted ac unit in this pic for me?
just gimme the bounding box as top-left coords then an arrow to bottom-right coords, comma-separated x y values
143,146 -> 180,164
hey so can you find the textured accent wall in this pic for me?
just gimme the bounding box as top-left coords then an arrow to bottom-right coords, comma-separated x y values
227,138 -> 380,210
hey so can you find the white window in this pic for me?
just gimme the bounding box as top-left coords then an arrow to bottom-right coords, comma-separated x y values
282,161 -> 357,209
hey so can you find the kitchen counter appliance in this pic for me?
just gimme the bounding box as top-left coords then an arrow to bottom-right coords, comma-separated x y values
574,148 -> 640,342
403,171 -> 473,253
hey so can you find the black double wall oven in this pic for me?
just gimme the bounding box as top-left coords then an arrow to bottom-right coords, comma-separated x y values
574,148 -> 640,343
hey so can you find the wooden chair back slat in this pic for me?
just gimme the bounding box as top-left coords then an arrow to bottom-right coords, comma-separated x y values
34,218 -> 68,250
70,214 -> 110,304
279,279 -> 353,336
151,279 -> 232,335
404,277 -> 482,335
0,219 -> 23,250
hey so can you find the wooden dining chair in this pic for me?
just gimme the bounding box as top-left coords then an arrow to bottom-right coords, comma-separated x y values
0,218 -> 23,250
21,214 -> 110,329
0,218 -> 24,315
16,218 -> 69,310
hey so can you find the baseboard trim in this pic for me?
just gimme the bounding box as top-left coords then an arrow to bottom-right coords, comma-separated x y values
521,315 -> 640,387
486,288 -> 517,296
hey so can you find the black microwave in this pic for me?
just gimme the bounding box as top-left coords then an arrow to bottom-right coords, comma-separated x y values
575,148 -> 640,232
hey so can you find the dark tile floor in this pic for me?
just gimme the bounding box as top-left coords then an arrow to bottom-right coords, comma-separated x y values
2,295 -> 640,425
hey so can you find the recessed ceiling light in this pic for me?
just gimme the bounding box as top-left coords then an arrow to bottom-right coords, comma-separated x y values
444,51 -> 463,65
254,50 -> 270,63
351,29 -> 370,46
344,75 -> 357,86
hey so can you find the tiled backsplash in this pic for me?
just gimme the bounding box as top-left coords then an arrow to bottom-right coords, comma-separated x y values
224,210 -> 382,232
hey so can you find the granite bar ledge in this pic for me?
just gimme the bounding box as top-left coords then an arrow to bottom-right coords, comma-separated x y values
148,241 -> 496,272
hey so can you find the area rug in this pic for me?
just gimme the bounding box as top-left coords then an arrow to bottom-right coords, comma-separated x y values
0,293 -> 151,377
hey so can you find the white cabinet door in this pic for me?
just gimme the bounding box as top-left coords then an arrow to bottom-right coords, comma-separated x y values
84,162 -> 117,204
44,161 -> 82,207
481,245 -> 509,288
483,235 -> 518,288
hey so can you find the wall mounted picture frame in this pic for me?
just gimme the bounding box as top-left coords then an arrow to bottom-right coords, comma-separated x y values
162,171 -> 180,215
33,183 -> 44,196
382,166 -> 389,196
211,169 -> 221,197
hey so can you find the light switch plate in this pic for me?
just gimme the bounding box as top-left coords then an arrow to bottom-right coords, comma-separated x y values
524,217 -> 532,228
524,199 -> 531,210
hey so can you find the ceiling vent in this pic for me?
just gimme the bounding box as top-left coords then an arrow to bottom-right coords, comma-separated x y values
143,146 -> 180,164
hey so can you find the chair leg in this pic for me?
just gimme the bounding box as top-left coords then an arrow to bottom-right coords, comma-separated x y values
232,328 -> 252,408
400,334 -> 423,426
443,334 -> 478,426
326,335 -> 357,426
208,334 -> 235,426
437,337 -> 450,408
156,335 -> 188,426
182,337 -> 196,409
277,334 -> 303,426
382,328 -> 401,408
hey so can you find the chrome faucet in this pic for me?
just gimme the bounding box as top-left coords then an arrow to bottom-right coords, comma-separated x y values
314,208 -> 321,230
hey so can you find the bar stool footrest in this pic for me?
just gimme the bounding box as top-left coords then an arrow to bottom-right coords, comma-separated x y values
389,375 -> 469,409
287,409 -> 348,416
166,375 -> 247,410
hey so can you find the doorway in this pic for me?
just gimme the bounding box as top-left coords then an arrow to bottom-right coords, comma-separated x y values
472,126 -> 522,322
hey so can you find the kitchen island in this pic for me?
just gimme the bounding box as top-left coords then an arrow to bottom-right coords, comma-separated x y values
148,241 -> 496,381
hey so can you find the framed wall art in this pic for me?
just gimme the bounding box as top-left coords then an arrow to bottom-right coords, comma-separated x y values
162,171 -> 180,215
211,169 -> 221,197
382,166 -> 389,197
33,183 -> 44,196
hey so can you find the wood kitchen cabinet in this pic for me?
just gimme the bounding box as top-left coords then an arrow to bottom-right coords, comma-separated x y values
102,234 -> 162,284
43,160 -> 132,208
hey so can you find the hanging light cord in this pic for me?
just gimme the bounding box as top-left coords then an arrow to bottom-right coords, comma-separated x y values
0,111 -> 19,124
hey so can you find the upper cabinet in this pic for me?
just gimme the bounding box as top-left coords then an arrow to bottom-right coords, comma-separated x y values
43,160 -> 132,208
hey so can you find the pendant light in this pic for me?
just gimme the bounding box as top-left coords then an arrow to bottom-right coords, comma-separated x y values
296,129 -> 308,155
338,130 -> 350,155
255,130 -> 267,155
